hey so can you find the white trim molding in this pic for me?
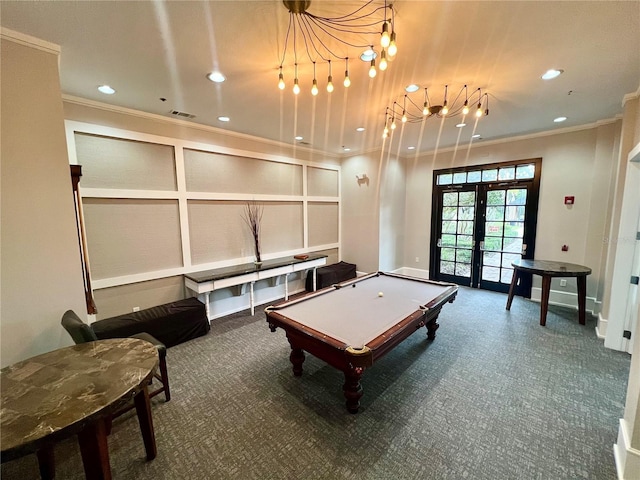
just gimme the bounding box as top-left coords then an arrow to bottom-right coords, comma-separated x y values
530,287 -> 597,315
614,418 -> 640,480
1,28 -> 60,55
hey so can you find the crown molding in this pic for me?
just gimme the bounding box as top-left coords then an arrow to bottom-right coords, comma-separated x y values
386,118 -> 620,160
0,28 -> 60,55
622,85 -> 640,106
61,94 -> 341,160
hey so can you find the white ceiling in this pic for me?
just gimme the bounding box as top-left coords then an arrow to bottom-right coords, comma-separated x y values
2,1 -> 639,156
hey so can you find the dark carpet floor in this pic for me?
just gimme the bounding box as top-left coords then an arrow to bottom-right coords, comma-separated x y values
1,287 -> 631,479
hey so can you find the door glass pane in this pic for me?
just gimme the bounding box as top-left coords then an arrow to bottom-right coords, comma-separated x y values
485,222 -> 504,236
486,190 -> 505,205
484,237 -> 503,251
443,192 -> 458,205
503,253 -> 521,267
504,238 -> 523,253
482,266 -> 500,281
457,221 -> 474,234
483,251 -> 500,267
443,206 -> 457,219
459,191 -> 475,205
486,206 -> 505,221
441,248 -> 455,261
507,189 -> 527,205
456,249 -> 472,263
441,261 -> 455,274
457,235 -> 473,248
505,206 -> 525,221
455,263 -> 471,277
442,234 -> 456,246
442,220 -> 457,233
501,268 -> 514,284
458,206 -> 474,220
505,221 -> 524,238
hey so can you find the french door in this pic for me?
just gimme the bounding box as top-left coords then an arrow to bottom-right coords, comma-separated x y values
430,160 -> 541,295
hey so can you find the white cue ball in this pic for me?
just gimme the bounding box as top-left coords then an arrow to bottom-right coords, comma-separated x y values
378,291 -> 384,297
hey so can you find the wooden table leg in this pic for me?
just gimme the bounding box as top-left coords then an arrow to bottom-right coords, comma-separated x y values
540,275 -> 552,326
134,385 -> 157,461
78,417 -> 111,480
577,275 -> 587,325
506,269 -> 518,310
36,444 -> 55,480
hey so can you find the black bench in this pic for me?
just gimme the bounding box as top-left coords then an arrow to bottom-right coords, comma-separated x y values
92,297 -> 210,348
306,261 -> 357,291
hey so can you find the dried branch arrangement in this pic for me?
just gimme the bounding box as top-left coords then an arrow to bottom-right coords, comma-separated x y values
242,201 -> 264,263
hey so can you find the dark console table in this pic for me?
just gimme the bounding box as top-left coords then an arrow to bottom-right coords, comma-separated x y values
506,259 -> 592,326
185,254 -> 327,318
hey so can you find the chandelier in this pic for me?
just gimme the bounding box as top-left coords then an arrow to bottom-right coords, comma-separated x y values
278,0 -> 397,95
383,85 -> 490,138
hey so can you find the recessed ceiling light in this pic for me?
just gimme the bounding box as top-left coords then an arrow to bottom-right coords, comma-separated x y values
407,146 -> 416,150
360,49 -> 377,62
553,116 -> 567,123
295,136 -> 303,141
356,127 -> 365,132
472,134 -> 482,139
207,72 -> 226,83
456,123 -> 466,128
343,147 -> 351,152
98,85 -> 116,95
405,84 -> 420,93
217,116 -> 230,122
541,69 -> 564,80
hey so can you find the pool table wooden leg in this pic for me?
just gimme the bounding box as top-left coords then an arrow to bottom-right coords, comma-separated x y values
426,317 -> 440,341
288,346 -> 305,376
343,367 -> 364,414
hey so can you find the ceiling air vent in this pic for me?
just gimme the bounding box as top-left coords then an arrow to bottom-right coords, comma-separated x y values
169,110 -> 196,119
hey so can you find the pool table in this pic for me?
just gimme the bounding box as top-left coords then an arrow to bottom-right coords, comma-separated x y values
265,272 -> 458,413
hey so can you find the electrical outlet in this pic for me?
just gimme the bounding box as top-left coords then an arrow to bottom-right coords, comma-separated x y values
133,306 -> 140,312
415,257 -> 419,263
560,280 -> 567,287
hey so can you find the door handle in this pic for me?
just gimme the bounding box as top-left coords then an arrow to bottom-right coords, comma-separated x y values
437,238 -> 442,247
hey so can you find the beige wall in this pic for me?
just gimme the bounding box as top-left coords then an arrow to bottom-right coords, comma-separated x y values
64,100 -> 340,167
0,34 -> 87,367
340,153 -> 382,273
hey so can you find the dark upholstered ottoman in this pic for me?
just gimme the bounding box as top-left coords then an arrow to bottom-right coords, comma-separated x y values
306,261 -> 357,291
92,297 -> 210,348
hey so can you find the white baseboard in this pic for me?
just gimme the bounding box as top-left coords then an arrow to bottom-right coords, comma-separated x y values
391,267 -> 430,279
614,418 -> 640,479
531,287 -> 596,314
597,312 -> 608,339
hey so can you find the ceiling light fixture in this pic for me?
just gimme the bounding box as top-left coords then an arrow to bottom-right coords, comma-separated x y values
541,69 -> 564,80
207,72 -> 226,83
277,0 -> 397,94
383,84 -> 490,135
295,135 -> 303,141
554,116 -> 567,123
356,127 -> 365,132
405,84 -> 420,93
98,85 -> 116,95
407,146 -> 416,150
217,116 -> 230,122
